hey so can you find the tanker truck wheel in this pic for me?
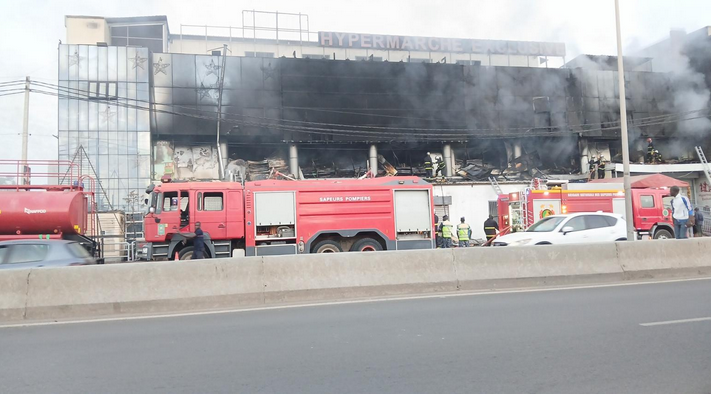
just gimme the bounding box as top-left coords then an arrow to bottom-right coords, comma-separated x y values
313,240 -> 342,253
350,238 -> 383,252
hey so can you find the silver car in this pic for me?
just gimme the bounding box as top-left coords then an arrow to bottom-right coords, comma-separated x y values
0,240 -> 96,269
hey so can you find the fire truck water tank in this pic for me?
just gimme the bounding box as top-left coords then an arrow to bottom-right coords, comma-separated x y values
0,191 -> 87,235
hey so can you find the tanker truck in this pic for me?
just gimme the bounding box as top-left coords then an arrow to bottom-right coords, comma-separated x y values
0,163 -> 101,260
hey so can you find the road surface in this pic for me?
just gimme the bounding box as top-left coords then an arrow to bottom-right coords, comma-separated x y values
2,278 -> 711,393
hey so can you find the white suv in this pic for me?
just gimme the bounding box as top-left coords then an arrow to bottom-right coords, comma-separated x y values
493,212 -> 627,246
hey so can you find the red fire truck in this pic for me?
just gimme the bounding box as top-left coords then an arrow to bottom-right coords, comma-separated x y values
497,174 -> 690,240
137,176 -> 435,260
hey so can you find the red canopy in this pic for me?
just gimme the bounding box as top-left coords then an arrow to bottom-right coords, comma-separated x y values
590,173 -> 689,188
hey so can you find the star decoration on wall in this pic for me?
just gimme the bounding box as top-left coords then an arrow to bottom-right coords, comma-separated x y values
203,59 -> 221,78
196,83 -> 219,101
153,57 -> 170,76
100,106 -> 117,122
261,63 -> 276,80
130,54 -> 148,70
68,50 -> 82,68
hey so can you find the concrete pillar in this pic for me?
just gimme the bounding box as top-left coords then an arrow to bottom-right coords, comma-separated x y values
219,141 -> 229,179
579,139 -> 590,175
443,143 -> 453,177
513,140 -> 523,159
289,143 -> 299,178
369,144 -> 378,176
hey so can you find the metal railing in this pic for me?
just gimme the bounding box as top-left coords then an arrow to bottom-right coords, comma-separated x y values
100,240 -> 136,263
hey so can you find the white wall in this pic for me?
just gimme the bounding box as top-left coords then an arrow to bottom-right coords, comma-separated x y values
433,183 -> 527,239
66,17 -> 110,45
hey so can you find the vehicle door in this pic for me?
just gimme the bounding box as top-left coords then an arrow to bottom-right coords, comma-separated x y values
634,191 -> 662,232
584,215 -> 619,242
558,216 -> 590,244
194,191 -> 227,239
154,190 -> 190,238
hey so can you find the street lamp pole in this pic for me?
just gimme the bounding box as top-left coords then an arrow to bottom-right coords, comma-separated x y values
614,0 -> 636,241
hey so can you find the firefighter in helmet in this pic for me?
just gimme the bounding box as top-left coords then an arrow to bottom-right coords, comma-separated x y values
435,156 -> 446,177
588,155 -> 598,181
424,152 -> 434,178
597,154 -> 606,179
484,215 -> 499,244
440,215 -> 454,248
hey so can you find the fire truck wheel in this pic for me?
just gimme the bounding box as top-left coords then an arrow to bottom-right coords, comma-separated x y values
653,229 -> 673,240
178,247 -> 195,260
313,240 -> 343,253
350,238 -> 383,252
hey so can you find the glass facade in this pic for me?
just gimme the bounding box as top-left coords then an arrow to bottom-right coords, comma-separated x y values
58,44 -> 151,211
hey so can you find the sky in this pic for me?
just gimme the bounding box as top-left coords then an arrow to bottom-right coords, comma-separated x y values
1,0 -> 710,161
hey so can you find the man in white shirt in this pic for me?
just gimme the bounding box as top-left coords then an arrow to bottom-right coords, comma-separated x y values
670,186 -> 694,239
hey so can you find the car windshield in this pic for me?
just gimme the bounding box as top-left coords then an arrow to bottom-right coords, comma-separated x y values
67,243 -> 91,258
526,216 -> 566,232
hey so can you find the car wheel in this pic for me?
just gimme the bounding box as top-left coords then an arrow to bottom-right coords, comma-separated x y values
653,229 -> 673,240
350,238 -> 383,252
313,240 -> 343,253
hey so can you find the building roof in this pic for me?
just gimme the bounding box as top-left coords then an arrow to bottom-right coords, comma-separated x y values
591,173 -> 690,188
564,54 -> 653,71
66,15 -> 170,35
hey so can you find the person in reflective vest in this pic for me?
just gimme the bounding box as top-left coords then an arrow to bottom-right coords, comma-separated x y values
440,215 -> 454,248
457,217 -> 471,247
424,153 -> 434,178
484,215 -> 499,242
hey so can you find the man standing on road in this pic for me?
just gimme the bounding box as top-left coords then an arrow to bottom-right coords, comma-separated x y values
192,221 -> 205,259
484,215 -> 499,243
457,217 -> 471,248
670,186 -> 694,239
694,207 -> 704,237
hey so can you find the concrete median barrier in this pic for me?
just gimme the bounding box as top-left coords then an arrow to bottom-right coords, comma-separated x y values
23,257 -> 264,321
2,239 -> 711,324
453,242 -> 624,290
262,249 -> 457,304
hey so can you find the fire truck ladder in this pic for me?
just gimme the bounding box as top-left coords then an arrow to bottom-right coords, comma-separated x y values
488,176 -> 503,195
695,146 -> 711,185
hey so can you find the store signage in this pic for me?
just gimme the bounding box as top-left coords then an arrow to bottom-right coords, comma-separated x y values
318,31 -> 566,57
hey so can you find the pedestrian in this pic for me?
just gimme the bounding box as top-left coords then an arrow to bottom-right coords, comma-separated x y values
192,221 -> 205,259
457,217 -> 471,248
440,215 -> 454,248
670,186 -> 694,239
694,207 -> 704,237
484,215 -> 499,244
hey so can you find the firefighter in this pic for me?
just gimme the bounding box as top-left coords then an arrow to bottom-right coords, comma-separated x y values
457,217 -> 471,248
646,137 -> 657,164
435,156 -> 446,177
588,156 -> 598,181
597,155 -> 606,179
434,214 -> 443,248
424,152 -> 434,178
484,215 -> 499,244
440,215 -> 454,248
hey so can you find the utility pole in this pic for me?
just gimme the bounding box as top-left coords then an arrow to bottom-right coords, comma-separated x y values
21,76 -> 30,185
215,44 -> 228,180
615,0 -> 635,241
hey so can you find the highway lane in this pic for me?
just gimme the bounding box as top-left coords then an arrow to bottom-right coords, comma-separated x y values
2,278 -> 711,393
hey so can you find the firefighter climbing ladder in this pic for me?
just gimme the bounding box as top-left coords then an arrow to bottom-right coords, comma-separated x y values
695,146 -> 711,186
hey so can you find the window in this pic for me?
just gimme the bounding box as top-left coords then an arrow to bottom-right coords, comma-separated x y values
0,246 -> 8,265
88,81 -> 118,100
585,215 -> 613,229
198,192 -> 223,211
640,195 -> 655,208
160,191 -> 186,213
7,244 -> 49,264
110,23 -> 164,53
488,201 -> 498,220
565,217 -> 588,232
526,216 -> 565,232
456,60 -> 482,66
602,216 -> 619,226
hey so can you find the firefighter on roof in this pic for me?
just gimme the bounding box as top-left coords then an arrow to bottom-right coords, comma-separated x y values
597,154 -> 606,179
646,137 -> 662,164
424,153 -> 434,178
435,156 -> 446,177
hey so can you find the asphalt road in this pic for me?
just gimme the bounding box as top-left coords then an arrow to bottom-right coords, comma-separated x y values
2,278 -> 711,393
